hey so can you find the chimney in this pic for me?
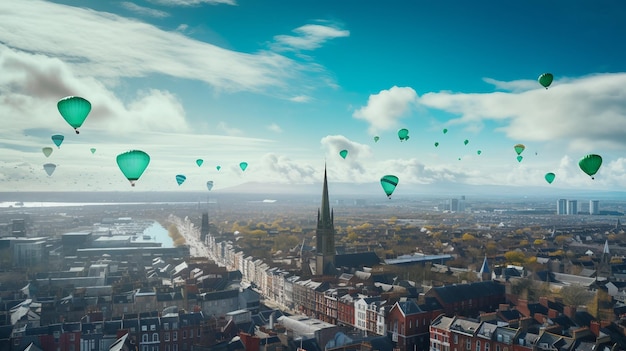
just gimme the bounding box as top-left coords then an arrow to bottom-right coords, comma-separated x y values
269,312 -> 275,330
539,297 -> 548,308
590,321 -> 600,336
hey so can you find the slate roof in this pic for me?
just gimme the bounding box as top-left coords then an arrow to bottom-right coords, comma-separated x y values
430,281 -> 505,303
335,252 -> 381,269
395,300 -> 423,315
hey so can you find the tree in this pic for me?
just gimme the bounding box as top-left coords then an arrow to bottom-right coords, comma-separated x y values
504,251 -> 526,265
559,284 -> 593,307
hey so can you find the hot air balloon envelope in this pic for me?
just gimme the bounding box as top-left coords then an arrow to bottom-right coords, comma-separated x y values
380,175 -> 399,199
176,174 -> 186,186
579,154 -> 602,179
90,148 -> 96,154
514,144 -> 526,155
538,73 -> 554,89
443,128 -> 448,134
374,136 -> 380,142
434,142 -> 439,147
42,147 -> 53,157
51,134 -> 64,148
545,172 -> 556,184
339,150 -> 348,159
517,155 -> 523,162
398,128 -> 409,141
43,163 -> 56,176
464,139 -> 469,146
116,150 -> 150,187
477,150 -> 482,155
196,159 -> 203,167
216,165 -> 221,171
206,181 -> 214,191
239,162 -> 248,171
57,96 -> 91,134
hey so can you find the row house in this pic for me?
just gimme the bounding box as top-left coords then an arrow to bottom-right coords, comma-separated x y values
11,311 -> 210,351
387,298 -> 443,351
355,297 -> 380,333
426,281 -> 505,317
337,293 -> 356,327
283,275 -> 300,310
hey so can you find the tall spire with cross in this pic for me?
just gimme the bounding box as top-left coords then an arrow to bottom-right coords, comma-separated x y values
315,165 -> 336,275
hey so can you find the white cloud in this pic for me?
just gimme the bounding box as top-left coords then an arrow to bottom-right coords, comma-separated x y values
0,46 -> 190,135
267,123 -> 283,133
482,77 -> 537,92
353,86 -> 418,134
272,24 -> 349,51
175,24 -> 189,32
258,153 -> 317,183
120,2 -> 170,18
419,74 -> 626,151
0,0 -> 303,94
289,95 -> 312,103
147,0 -> 236,6
217,121 -> 244,136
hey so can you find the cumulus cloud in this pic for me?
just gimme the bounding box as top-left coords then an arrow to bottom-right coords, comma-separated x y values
0,0 -> 303,94
272,23 -> 349,51
120,2 -> 170,18
353,86 -> 418,134
419,74 -> 626,151
217,121 -> 244,136
289,95 -> 312,103
259,153 -> 317,183
482,77 -> 537,92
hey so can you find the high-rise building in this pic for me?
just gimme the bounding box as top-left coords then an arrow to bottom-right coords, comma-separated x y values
567,200 -> 578,215
449,198 -> 459,212
315,167 -> 336,276
557,199 -> 567,215
200,212 -> 209,243
590,200 -> 600,215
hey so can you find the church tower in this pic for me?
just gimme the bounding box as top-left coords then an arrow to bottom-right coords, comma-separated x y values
479,255 -> 491,281
315,166 -> 336,276
597,239 -> 612,280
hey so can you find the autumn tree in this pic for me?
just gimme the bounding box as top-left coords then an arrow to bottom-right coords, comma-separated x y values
559,284 -> 593,307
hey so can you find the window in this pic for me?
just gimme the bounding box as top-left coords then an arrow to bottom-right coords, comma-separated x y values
150,324 -> 156,331
69,333 -> 75,341
142,334 -> 149,343
453,335 -> 458,344
164,322 -> 169,330
173,331 -> 178,341
485,343 -> 489,351
165,332 -> 170,342
183,330 -> 187,339
152,333 -> 159,342
142,325 -> 148,332
476,340 -> 481,351
496,346 -> 500,351
197,328 -> 201,337
467,340 -> 471,350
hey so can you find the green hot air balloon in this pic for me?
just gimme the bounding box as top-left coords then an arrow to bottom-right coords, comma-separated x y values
90,148 -> 96,154
374,136 -> 380,143
43,163 -> 56,176
463,139 -> 469,146
339,150 -> 348,159
51,134 -> 64,148
216,165 -> 221,171
434,142 -> 439,147
443,128 -> 448,134
398,128 -> 409,142
42,147 -> 53,158
517,155 -> 523,163
538,73 -> 554,89
579,154 -> 602,179
196,159 -> 203,167
380,175 -> 399,199
176,174 -> 186,186
545,172 -> 556,184
239,162 -> 248,171
57,96 -> 92,134
514,143 -> 525,155
207,180 -> 214,191
116,150 -> 150,187
477,150 -> 482,155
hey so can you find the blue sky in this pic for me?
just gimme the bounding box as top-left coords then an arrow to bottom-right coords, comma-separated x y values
2,0 -> 626,195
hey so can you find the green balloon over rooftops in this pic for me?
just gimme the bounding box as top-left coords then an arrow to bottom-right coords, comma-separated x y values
514,143 -> 525,155
116,150 -> 150,187
398,128 -> 409,142
380,175 -> 399,199
443,128 -> 448,134
477,150 -> 482,155
517,155 -> 523,163
434,142 -> 439,147
374,136 -> 380,142
51,134 -> 64,148
463,139 -> 469,146
545,172 -> 556,184
339,150 -> 348,159
57,96 -> 92,134
216,165 -> 221,171
176,174 -> 186,186
196,159 -> 203,167
579,154 -> 602,180
90,148 -> 96,154
42,147 -> 53,158
206,180 -> 214,191
239,162 -> 248,171
43,163 -> 56,176
538,73 -> 554,89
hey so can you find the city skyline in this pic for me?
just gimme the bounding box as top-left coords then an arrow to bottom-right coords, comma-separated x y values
2,1 -> 626,195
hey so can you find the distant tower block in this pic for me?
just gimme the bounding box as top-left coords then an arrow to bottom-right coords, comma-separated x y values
589,200 -> 599,215
200,212 -> 209,243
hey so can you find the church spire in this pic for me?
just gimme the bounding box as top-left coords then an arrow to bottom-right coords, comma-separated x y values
315,164 -> 336,276
320,165 -> 331,228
